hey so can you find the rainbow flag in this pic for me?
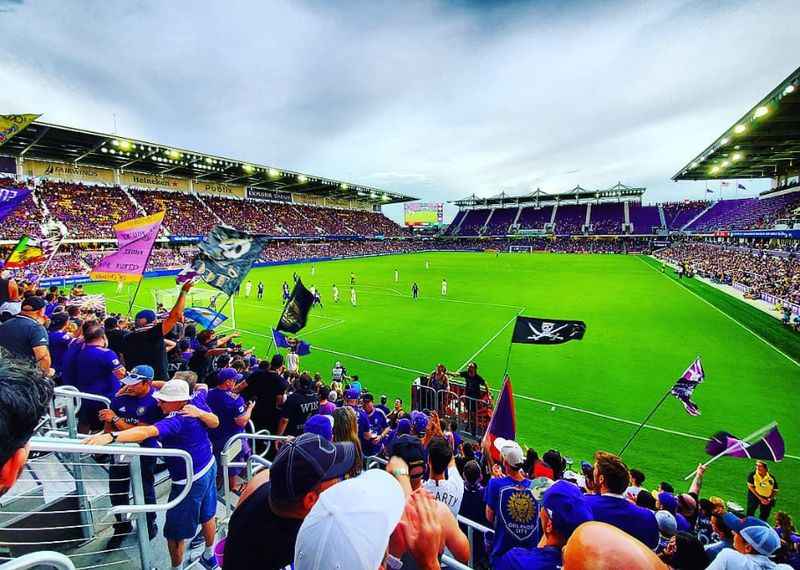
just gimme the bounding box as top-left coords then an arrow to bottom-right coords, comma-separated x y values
90,211 -> 165,283
5,235 -> 55,268
482,376 -> 516,463
0,114 -> 41,147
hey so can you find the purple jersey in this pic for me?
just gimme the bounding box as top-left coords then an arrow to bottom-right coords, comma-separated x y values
154,392 -> 214,483
48,330 -> 72,375
75,345 -> 123,399
206,388 -> 247,453
318,401 -> 337,416
60,338 -> 84,387
111,387 -> 163,448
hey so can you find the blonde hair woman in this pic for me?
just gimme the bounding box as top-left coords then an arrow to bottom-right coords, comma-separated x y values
333,406 -> 363,477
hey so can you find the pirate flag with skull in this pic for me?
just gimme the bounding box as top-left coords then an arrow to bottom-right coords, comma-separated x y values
189,225 -> 269,295
512,316 -> 586,345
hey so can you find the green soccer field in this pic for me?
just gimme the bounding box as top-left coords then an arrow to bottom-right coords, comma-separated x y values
87,252 -> 800,516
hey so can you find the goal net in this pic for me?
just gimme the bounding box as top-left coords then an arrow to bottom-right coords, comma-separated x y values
152,285 -> 236,330
509,245 -> 534,253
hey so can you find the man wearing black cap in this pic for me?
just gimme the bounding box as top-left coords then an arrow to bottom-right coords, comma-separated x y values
0,296 -> 53,376
223,432 -> 356,570
122,280 -> 192,380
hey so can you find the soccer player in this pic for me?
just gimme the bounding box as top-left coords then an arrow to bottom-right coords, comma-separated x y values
244,280 -> 252,298
332,283 -> 340,303
350,287 -> 357,306
257,281 -> 264,300
312,286 -> 323,308
350,272 -> 355,285
412,282 -> 419,299
311,265 -> 316,276
425,260 -> 430,269
441,278 -> 447,296
282,281 -> 290,303
394,268 -> 399,282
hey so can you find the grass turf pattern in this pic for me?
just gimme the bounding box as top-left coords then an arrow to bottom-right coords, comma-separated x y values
88,252 -> 800,515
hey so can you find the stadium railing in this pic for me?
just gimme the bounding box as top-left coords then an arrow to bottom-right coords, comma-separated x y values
3,436 -> 194,570
218,432 -> 291,524
0,551 -> 76,570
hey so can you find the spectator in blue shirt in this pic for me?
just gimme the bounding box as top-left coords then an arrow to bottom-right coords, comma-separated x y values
362,393 -> 389,456
485,438 -> 539,563
85,379 -> 220,570
584,451 -> 660,550
496,480 -> 593,570
100,365 -> 162,543
704,513 -> 734,562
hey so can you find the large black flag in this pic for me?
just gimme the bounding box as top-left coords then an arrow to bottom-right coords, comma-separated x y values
277,279 -> 315,333
189,225 -> 269,295
512,316 -> 586,345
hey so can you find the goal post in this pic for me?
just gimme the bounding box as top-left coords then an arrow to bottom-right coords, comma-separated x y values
509,245 -> 534,253
151,285 -> 236,330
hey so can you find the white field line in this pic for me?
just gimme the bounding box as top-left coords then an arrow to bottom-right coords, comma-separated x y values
458,307 -> 526,370
233,298 -> 342,322
308,346 -> 427,376
358,283 -> 404,295
356,287 -> 524,311
301,320 -> 347,337
639,256 -> 800,368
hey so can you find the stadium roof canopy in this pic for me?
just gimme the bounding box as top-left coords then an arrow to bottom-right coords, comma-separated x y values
450,182 -> 645,207
673,65 -> 800,181
1,120 -> 415,205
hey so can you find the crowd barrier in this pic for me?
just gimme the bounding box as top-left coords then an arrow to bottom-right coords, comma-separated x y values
410,381 -> 493,438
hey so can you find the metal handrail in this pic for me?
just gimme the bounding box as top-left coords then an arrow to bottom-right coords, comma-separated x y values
28,436 -> 195,516
440,554 -> 471,570
54,386 -> 111,409
457,514 -> 492,534
0,551 -> 75,570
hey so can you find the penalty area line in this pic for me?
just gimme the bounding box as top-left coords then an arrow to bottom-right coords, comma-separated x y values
458,307 -> 526,371
638,256 -> 800,369
505,389 -> 800,461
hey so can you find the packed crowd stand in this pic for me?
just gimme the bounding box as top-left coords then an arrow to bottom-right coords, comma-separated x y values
0,177 -> 404,241
0,277 -> 797,570
656,242 -> 800,308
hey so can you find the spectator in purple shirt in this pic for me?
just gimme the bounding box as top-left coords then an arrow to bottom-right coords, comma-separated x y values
75,322 -> 125,432
317,384 -> 336,415
496,480 -> 594,570
84,379 -> 221,570
99,365 -> 162,542
584,451 -> 660,550
207,367 -> 254,493
47,312 -> 71,381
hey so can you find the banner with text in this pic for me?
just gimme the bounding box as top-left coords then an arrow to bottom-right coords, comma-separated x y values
0,114 -> 40,147
24,159 -> 115,185
89,211 -> 165,283
247,187 -> 292,203
194,180 -> 245,198
120,171 -> 189,192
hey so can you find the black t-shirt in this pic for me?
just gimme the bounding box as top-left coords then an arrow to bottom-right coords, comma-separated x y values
122,325 -> 168,380
242,368 -> 289,432
106,328 -> 128,361
460,371 -> 487,398
0,314 -> 49,359
188,345 -> 213,383
280,391 -> 320,436
223,481 -> 302,570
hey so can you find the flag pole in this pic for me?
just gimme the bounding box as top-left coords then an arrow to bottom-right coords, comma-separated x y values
682,421 -> 778,480
618,387 -> 673,457
125,236 -> 158,317
38,237 -> 64,280
502,342 -> 513,376
209,293 -> 233,329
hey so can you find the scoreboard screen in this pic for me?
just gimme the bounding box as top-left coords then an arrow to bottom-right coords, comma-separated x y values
404,202 -> 444,227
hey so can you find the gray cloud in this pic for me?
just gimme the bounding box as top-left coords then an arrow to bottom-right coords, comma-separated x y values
0,0 -> 796,222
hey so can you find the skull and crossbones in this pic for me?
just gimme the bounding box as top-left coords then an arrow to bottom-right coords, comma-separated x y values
527,321 -> 568,341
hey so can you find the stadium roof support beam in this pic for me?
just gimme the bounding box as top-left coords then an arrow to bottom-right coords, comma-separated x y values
18,126 -> 50,157
73,139 -> 109,163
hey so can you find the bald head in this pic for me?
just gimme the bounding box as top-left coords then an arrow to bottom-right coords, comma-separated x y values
563,522 -> 667,570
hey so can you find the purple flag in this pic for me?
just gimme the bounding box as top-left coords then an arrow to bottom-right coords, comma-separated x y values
0,187 -> 31,222
670,357 -> 704,416
706,426 -> 785,462
482,376 -> 516,463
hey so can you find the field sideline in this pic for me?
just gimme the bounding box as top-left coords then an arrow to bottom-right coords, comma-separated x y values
87,251 -> 800,514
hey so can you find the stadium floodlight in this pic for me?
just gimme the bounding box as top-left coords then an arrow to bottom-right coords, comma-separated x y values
754,105 -> 769,118
341,183 -> 349,190
112,140 -> 119,147
710,166 -> 720,174
166,149 -> 182,160
297,174 -> 308,183
242,164 -> 254,173
101,147 -> 108,153
720,137 -> 729,145
268,168 -> 281,178
732,152 -> 743,161
721,160 -> 730,167
734,124 -> 747,134
785,84 -> 796,95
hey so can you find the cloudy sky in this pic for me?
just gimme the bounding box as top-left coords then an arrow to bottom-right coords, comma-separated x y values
1,0 -> 798,222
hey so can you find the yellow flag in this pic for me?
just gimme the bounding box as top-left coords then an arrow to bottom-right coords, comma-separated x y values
0,114 -> 41,147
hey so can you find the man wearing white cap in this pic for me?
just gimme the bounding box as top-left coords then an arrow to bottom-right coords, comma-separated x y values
294,466 -> 447,570
85,379 -> 221,570
485,438 -> 539,564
